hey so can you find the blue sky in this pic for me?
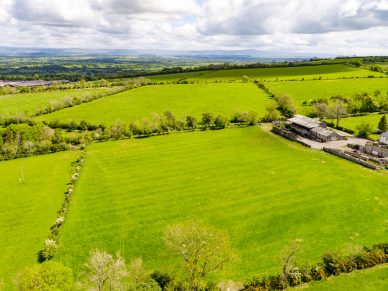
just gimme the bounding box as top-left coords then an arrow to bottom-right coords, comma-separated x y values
0,0 -> 388,55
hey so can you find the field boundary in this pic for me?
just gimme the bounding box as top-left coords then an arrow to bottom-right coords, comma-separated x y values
38,151 -> 86,262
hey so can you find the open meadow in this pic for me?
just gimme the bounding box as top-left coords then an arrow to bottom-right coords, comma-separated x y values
338,113 -> 387,139
38,83 -> 272,125
0,88 -> 113,117
149,64 -> 385,82
265,78 -> 388,109
298,264 -> 388,290
0,151 -> 79,286
57,127 -> 388,281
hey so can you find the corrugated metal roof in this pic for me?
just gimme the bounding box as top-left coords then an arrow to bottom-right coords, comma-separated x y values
288,115 -> 322,129
311,127 -> 336,137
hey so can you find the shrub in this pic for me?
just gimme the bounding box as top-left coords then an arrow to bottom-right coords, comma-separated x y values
323,253 -> 345,276
309,264 -> 326,281
201,112 -> 215,129
13,261 -> 74,291
41,239 -> 57,261
286,267 -> 301,287
214,114 -> 229,128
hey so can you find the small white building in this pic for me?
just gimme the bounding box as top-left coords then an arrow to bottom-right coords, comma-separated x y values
380,131 -> 388,145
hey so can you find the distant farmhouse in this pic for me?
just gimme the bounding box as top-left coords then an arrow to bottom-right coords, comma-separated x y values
288,115 -> 345,142
380,131 -> 388,145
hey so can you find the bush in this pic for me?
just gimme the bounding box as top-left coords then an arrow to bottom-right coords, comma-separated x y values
286,267 -> 301,287
309,264 -> 326,281
13,261 -> 74,291
201,112 -> 215,129
41,239 -> 57,261
214,114 -> 229,128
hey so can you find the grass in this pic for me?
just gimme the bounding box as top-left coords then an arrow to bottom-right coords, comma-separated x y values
38,83 -> 272,125
0,151 -> 79,287
265,78 -> 388,109
0,88 -> 113,116
57,127 -> 388,281
149,64 -> 385,82
296,264 -> 388,290
338,113 -> 387,140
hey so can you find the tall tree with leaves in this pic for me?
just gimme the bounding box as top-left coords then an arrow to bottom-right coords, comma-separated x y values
164,221 -> 235,291
378,115 -> 387,132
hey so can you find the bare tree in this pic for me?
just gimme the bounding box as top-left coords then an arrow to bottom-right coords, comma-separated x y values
164,220 -> 235,290
280,239 -> 303,285
84,249 -> 127,291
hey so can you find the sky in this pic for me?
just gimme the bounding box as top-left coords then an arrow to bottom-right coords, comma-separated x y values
0,0 -> 388,55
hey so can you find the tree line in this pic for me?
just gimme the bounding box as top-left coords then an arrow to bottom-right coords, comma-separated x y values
7,221 -> 388,290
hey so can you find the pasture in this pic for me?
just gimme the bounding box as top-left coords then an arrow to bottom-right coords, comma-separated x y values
338,113 -> 387,139
301,265 -> 388,290
265,78 -> 388,109
57,127 -> 388,280
38,83 -> 272,125
0,88 -> 112,117
0,151 -> 79,285
149,64 -> 385,82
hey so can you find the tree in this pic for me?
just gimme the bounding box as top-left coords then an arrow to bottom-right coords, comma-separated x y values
84,249 -> 127,291
41,239 -> 57,261
214,114 -> 229,128
185,115 -> 197,130
13,261 -> 74,291
242,75 -> 249,83
274,94 -> 297,118
163,221 -> 235,290
201,113 -> 215,129
312,102 -> 330,119
378,115 -> 387,132
356,122 -> 373,138
264,102 -> 281,121
329,100 -> 348,127
127,258 -> 160,290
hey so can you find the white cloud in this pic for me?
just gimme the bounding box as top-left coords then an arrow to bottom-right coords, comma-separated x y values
0,0 -> 387,55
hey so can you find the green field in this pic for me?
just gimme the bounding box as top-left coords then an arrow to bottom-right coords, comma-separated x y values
57,127 -> 388,281
0,88 -> 113,116
338,113 -> 386,139
38,83 -> 272,125
266,78 -> 388,109
0,151 -> 79,286
298,264 -> 388,290
149,64 -> 385,82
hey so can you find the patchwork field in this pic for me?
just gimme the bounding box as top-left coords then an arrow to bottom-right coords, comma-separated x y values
149,64 -> 385,82
0,88 -> 113,116
338,113 -> 387,139
0,151 -> 79,285
265,78 -> 388,109
57,127 -> 388,281
38,83 -> 272,125
300,264 -> 388,290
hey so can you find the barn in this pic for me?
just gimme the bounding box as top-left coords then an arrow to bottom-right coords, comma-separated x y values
287,115 -> 345,142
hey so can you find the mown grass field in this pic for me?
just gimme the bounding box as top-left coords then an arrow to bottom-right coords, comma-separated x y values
265,78 -> 388,109
38,83 -> 272,125
57,127 -> 388,281
0,88 -> 113,116
149,64 -> 385,82
297,264 -> 388,290
0,151 -> 79,286
338,113 -> 387,139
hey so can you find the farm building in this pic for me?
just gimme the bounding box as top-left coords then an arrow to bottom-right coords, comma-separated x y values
380,131 -> 388,145
288,115 -> 345,142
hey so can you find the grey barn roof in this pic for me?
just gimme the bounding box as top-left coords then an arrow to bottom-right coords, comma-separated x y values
311,127 -> 336,137
288,115 -> 322,129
